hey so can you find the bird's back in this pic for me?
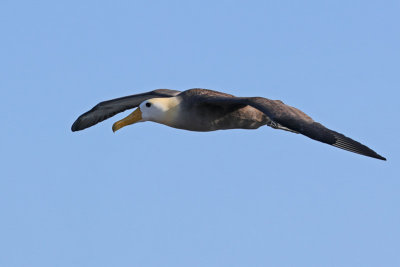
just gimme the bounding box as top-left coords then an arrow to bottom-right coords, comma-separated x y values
173,88 -> 269,131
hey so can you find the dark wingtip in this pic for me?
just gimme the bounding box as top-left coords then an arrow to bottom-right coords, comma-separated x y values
375,155 -> 387,161
368,153 -> 386,161
71,118 -> 82,132
331,132 -> 387,161
71,123 -> 78,132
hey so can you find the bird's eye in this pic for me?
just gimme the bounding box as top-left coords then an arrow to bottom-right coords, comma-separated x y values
146,102 -> 151,108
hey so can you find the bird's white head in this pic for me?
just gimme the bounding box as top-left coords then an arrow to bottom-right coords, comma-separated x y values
112,97 -> 180,132
140,98 -> 172,122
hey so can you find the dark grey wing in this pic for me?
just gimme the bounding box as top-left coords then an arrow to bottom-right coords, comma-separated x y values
71,89 -> 181,131
199,96 -> 386,161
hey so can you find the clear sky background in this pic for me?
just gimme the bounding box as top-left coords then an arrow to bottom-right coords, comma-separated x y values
1,1 -> 399,266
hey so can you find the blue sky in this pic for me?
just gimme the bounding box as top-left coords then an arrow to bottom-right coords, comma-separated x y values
1,1 -> 399,266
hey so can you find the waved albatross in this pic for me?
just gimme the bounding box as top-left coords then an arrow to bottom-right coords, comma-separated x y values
71,88 -> 386,160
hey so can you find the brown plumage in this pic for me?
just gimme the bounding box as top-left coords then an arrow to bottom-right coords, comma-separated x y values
72,88 -> 386,160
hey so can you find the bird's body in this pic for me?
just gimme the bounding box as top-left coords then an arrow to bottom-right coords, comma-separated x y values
72,88 -> 386,160
164,89 -> 269,131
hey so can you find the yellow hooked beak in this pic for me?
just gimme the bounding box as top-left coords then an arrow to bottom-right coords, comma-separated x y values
112,108 -> 142,132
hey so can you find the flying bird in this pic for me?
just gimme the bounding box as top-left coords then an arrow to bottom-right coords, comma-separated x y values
71,88 -> 386,160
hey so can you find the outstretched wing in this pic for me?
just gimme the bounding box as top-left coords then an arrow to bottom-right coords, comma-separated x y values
71,89 -> 181,131
199,96 -> 386,160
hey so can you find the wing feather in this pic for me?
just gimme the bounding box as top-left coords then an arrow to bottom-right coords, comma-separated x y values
71,89 -> 180,131
198,95 -> 386,160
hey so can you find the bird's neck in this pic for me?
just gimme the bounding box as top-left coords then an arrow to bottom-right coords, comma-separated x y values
152,97 -> 181,126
